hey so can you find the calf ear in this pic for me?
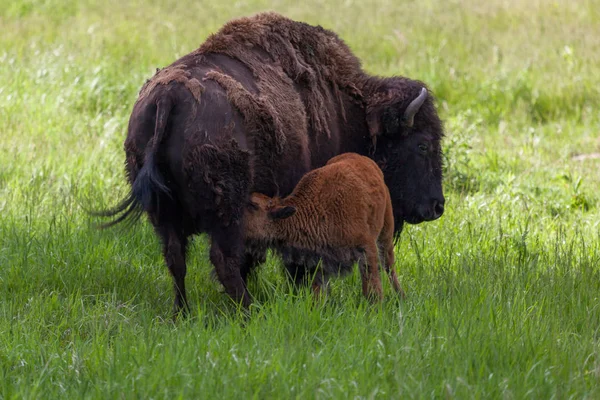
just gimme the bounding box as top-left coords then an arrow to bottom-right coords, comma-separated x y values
269,206 -> 296,220
246,200 -> 259,211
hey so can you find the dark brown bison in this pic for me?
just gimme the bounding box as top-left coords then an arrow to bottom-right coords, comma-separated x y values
101,12 -> 444,315
245,153 -> 405,300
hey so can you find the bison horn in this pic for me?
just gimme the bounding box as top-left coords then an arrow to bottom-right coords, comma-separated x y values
404,87 -> 428,128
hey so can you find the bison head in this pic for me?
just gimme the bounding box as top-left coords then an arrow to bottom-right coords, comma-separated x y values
365,79 -> 445,228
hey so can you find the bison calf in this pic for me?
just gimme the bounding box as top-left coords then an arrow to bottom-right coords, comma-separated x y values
245,153 -> 405,300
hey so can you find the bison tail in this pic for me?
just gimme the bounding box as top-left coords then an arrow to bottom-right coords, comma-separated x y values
93,97 -> 174,229
90,193 -> 144,229
131,150 -> 171,214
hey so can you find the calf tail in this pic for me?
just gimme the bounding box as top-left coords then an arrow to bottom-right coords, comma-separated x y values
94,97 -> 174,228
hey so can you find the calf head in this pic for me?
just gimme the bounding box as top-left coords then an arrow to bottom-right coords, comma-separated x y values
366,79 -> 445,227
245,193 -> 296,241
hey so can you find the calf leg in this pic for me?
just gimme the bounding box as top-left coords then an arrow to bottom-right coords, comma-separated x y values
209,229 -> 252,307
285,261 -> 328,299
310,269 -> 329,300
379,201 -> 405,298
284,262 -> 310,287
359,242 -> 384,301
157,225 -> 189,318
381,241 -> 405,298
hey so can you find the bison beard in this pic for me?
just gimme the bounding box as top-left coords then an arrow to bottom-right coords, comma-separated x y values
98,12 -> 445,316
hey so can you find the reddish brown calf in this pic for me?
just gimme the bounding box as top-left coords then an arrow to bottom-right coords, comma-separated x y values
245,153 -> 405,300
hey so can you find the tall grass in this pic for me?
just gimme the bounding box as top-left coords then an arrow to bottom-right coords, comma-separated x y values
1,0 -> 600,398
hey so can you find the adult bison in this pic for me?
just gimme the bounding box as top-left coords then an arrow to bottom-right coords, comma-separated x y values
101,12 -> 445,315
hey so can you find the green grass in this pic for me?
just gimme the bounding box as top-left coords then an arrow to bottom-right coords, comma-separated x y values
1,0 -> 600,398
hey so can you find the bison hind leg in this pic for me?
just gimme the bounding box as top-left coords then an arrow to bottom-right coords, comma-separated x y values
154,222 -> 190,319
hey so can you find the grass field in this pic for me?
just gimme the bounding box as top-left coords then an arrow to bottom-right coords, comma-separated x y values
1,0 -> 600,398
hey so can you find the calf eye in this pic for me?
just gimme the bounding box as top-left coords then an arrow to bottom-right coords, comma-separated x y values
418,143 -> 428,154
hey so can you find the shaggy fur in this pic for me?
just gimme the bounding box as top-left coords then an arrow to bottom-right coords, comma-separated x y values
99,12 -> 445,315
245,153 -> 405,299
197,12 -> 364,139
139,65 -> 204,102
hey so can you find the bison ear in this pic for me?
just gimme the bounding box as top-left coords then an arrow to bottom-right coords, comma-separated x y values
366,108 -> 382,139
366,106 -> 384,150
366,106 -> 402,146
269,206 -> 296,220
366,87 -> 429,143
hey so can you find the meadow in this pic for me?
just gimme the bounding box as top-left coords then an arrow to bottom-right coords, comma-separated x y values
1,0 -> 600,398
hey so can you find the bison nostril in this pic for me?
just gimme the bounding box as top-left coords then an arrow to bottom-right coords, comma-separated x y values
433,200 -> 444,217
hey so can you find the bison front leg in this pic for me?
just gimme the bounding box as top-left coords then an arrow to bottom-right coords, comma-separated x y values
240,245 -> 267,284
158,226 -> 190,318
210,230 -> 252,308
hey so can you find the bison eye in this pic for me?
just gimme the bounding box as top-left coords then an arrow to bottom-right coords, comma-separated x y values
418,143 -> 428,154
